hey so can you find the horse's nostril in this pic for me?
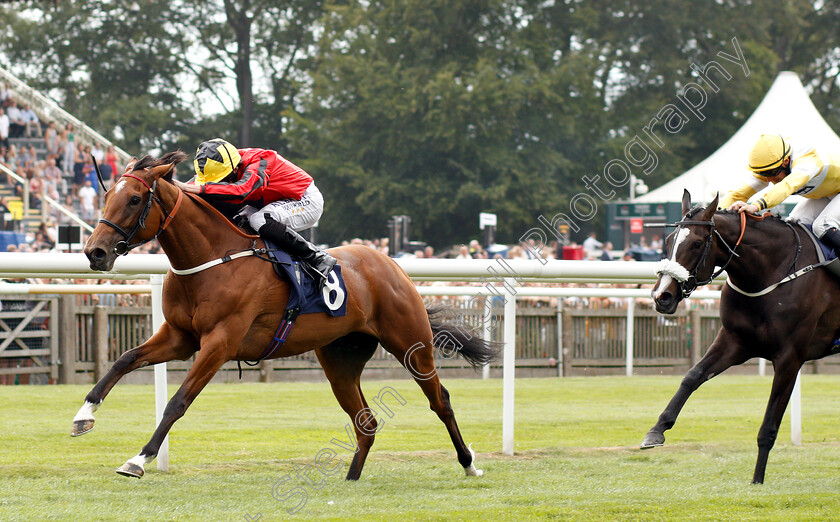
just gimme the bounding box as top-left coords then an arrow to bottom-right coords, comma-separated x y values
659,292 -> 673,304
91,248 -> 106,261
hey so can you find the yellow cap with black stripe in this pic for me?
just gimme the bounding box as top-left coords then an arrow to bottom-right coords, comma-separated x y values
748,134 -> 791,172
194,138 -> 241,184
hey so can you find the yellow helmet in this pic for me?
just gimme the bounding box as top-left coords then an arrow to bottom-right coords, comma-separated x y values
193,138 -> 241,184
748,134 -> 791,173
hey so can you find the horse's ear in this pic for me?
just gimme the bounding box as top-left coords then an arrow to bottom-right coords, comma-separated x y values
149,163 -> 175,180
681,189 -> 691,215
124,157 -> 138,174
699,193 -> 719,220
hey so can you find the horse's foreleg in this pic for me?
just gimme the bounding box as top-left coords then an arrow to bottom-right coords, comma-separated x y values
641,328 -> 750,449
116,337 -> 230,478
71,322 -> 196,437
752,357 -> 801,484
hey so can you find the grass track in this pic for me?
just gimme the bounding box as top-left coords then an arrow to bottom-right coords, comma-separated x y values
2,375 -> 840,520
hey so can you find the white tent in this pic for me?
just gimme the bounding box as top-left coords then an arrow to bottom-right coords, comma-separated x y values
635,71 -> 840,204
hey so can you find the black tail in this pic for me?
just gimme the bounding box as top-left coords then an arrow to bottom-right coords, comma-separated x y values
426,304 -> 500,370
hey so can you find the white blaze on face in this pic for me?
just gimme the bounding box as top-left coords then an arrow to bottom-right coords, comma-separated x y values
114,180 -> 127,194
653,228 -> 690,299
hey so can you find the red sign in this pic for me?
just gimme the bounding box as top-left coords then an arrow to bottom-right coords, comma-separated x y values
630,218 -> 643,234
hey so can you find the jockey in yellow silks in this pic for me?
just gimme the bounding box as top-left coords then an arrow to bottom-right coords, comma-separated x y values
721,133 -> 840,251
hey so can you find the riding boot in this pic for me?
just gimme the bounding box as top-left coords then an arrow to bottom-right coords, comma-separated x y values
259,215 -> 337,288
820,227 -> 840,255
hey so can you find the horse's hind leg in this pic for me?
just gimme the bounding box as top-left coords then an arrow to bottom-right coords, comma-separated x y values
752,355 -> 802,484
379,326 -> 483,477
315,333 -> 379,481
71,322 -> 197,436
641,328 -> 751,449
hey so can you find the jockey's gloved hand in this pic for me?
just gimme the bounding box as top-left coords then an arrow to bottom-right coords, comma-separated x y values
233,213 -> 250,228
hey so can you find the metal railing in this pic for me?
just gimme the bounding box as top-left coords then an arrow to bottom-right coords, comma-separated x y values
0,160 -> 94,232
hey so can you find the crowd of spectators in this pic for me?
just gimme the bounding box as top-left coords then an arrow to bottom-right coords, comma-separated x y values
0,82 -> 121,241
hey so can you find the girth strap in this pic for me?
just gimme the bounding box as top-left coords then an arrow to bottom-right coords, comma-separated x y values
237,307 -> 301,378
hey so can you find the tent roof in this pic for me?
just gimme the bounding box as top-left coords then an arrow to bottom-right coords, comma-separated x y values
635,71 -> 840,204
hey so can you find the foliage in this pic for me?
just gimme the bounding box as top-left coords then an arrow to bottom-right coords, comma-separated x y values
3,1 -> 840,246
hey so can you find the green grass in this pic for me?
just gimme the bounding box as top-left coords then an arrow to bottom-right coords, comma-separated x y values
3,375 -> 840,520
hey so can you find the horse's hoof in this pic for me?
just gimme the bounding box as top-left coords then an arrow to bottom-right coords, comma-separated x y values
116,462 -> 145,479
640,431 -> 665,449
71,419 -> 95,437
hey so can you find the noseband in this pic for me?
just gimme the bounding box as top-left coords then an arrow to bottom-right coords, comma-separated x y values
658,212 -> 746,298
97,173 -> 183,255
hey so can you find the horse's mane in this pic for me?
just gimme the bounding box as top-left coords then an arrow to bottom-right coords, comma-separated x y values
131,151 -> 188,183
686,205 -> 789,226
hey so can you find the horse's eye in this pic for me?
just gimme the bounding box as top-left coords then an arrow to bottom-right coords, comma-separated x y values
692,240 -> 703,249
129,195 -> 142,205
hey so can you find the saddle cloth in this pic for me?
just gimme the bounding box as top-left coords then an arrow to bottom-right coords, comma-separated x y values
799,224 -> 840,278
264,240 -> 347,318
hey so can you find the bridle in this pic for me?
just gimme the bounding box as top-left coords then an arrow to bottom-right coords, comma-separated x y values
660,212 -> 746,299
97,172 -> 183,256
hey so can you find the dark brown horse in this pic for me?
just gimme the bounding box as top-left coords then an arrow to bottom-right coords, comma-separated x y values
72,151 -> 496,480
643,190 -> 840,484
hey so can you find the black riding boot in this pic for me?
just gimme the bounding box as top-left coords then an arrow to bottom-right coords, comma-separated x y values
820,227 -> 840,254
259,215 -> 337,288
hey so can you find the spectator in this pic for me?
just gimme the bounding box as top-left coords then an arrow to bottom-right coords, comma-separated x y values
599,242 -> 614,261
62,123 -> 76,179
91,142 -> 104,163
0,107 -> 8,150
78,179 -> 97,224
28,170 -> 44,210
5,144 -> 18,172
55,129 -> 67,172
72,142 -> 86,194
0,197 -> 10,230
0,83 -> 9,105
650,234 -> 663,252
5,99 -> 24,138
105,145 -> 119,182
456,245 -> 471,259
424,245 -> 435,259
22,145 -> 37,170
44,157 -> 65,196
622,251 -> 635,262
582,231 -> 603,258
44,121 -> 58,156
20,103 -> 40,137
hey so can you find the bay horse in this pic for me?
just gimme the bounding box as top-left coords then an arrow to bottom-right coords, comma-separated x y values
72,151 -> 496,480
643,189 -> 840,484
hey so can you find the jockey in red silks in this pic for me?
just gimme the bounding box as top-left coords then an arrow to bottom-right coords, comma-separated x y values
174,138 -> 336,286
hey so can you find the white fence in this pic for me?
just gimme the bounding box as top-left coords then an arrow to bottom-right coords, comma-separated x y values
0,253 -> 799,467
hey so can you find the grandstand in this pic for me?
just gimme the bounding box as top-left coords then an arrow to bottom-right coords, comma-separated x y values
0,64 -> 131,239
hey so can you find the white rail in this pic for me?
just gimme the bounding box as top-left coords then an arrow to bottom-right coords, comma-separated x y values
0,254 -> 798,462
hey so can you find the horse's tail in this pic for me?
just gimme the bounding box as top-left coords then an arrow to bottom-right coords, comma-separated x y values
426,303 -> 500,370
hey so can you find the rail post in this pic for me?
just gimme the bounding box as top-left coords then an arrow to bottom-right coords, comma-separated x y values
58,295 -> 76,384
150,273 -> 169,471
502,278 -> 516,456
625,298 -> 635,377
93,306 -> 108,381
